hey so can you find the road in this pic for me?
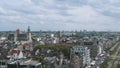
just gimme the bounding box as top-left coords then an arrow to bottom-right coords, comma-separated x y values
108,42 -> 120,68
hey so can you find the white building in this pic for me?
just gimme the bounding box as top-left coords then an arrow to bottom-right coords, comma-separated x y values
71,46 -> 91,67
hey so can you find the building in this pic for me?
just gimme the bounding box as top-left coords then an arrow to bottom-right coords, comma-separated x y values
82,38 -> 98,59
16,29 -> 21,35
8,26 -> 32,42
27,26 -> 32,42
70,46 -> 91,67
17,34 -> 27,41
7,60 -> 41,68
8,34 -> 14,41
70,54 -> 80,68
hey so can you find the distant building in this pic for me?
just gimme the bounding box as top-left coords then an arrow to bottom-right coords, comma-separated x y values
8,34 -> 14,41
16,29 -> 21,35
17,34 -> 27,41
27,26 -> 32,42
8,26 -> 32,42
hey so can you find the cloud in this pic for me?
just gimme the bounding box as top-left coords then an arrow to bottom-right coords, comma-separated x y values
87,0 -> 120,18
0,0 -> 120,31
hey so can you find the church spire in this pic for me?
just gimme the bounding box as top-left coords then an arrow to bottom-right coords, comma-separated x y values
27,26 -> 32,42
28,26 -> 30,33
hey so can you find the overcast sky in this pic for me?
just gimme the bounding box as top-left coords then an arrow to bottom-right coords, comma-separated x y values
0,0 -> 120,31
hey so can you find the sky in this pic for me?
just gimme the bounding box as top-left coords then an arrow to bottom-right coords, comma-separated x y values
0,0 -> 120,31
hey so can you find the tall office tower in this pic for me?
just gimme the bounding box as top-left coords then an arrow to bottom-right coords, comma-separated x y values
27,26 -> 32,42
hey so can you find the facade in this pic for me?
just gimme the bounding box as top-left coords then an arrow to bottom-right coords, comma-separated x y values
70,54 -> 80,68
7,60 -> 41,68
8,26 -> 32,42
27,26 -> 32,42
70,46 -> 91,67
17,34 -> 27,41
8,34 -> 14,41
82,39 -> 98,59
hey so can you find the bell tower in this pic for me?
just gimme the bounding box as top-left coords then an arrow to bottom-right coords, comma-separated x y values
27,26 -> 32,42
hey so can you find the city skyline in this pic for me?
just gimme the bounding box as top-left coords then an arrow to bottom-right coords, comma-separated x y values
0,0 -> 120,31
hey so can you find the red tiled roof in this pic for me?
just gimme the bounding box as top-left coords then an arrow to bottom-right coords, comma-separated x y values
8,50 -> 20,56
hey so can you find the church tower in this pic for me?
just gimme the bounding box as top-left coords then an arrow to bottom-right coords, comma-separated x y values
27,26 -> 32,42
14,32 -> 17,42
